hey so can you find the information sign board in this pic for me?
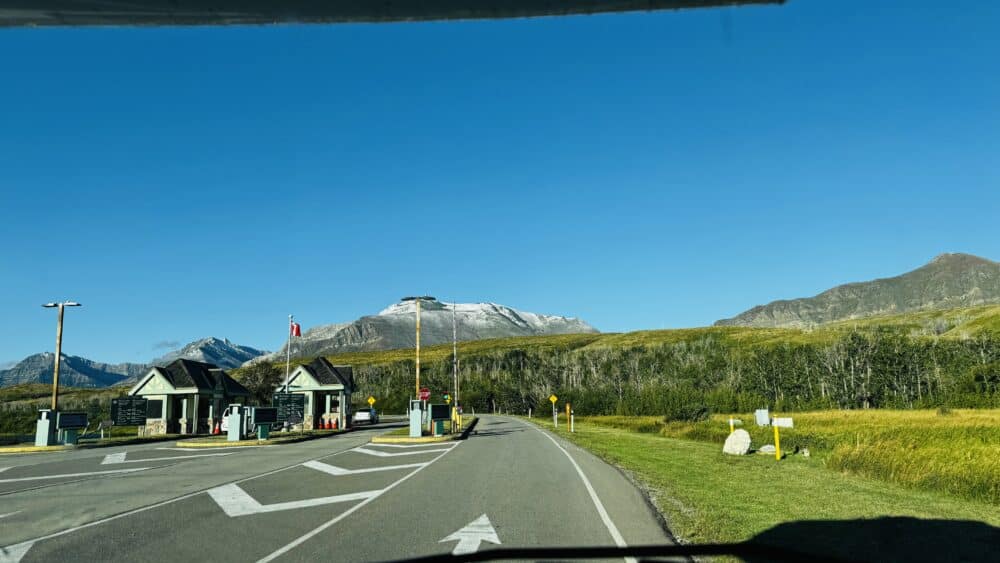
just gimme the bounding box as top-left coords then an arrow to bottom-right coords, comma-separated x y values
429,404 -> 450,420
273,393 -> 305,424
111,397 -> 148,426
56,411 -> 88,429
252,407 -> 278,425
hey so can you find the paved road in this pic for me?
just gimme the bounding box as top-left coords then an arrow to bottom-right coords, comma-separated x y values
0,416 -> 671,562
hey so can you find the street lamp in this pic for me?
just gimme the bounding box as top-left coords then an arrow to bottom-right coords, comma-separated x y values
400,296 -> 435,398
42,301 -> 82,411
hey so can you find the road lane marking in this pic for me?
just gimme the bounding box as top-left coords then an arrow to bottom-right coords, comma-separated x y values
440,514 -> 501,555
207,483 -> 379,517
301,460 -> 426,476
0,540 -> 32,563
353,446 -> 452,457
0,437 -> 375,562
0,468 -> 149,483
366,443 -> 454,449
156,446 -> 266,451
257,442 -> 462,563
0,511 -> 21,520
524,420 -> 636,563
102,452 -> 234,464
0,468 -> 9,474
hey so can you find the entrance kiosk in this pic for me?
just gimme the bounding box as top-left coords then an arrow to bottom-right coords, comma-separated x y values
226,404 -> 246,441
35,409 -> 56,447
409,400 -> 424,438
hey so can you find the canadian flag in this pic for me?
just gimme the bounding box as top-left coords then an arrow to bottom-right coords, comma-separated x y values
290,321 -> 301,337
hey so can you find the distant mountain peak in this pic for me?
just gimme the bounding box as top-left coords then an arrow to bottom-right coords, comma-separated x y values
250,300 -> 598,365
152,337 -> 266,369
716,253 -> 1000,328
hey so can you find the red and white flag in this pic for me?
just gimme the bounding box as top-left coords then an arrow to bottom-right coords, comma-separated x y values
290,321 -> 301,337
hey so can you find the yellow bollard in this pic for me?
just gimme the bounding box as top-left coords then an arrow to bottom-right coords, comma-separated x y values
774,424 -> 781,461
729,417 -> 734,434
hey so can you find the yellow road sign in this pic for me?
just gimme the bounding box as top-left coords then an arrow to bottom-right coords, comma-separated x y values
446,398 -> 451,405
548,394 -> 558,404
367,396 -> 376,406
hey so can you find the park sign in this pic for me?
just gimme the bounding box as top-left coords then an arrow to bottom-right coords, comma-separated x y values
111,397 -> 148,426
273,392 -> 305,424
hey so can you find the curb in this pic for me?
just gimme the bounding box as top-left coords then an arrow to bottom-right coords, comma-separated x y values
175,428 -> 353,448
0,445 -> 72,454
370,417 -> 479,444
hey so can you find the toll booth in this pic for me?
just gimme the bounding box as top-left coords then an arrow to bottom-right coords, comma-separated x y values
128,359 -> 250,435
277,358 -> 355,430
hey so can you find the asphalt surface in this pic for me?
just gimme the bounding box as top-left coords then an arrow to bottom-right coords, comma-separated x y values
0,416 -> 671,562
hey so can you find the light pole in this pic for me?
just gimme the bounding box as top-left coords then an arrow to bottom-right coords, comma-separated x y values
42,301 -> 81,411
452,302 -> 459,410
401,296 -> 435,398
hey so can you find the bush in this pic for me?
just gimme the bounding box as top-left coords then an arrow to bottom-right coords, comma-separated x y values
663,403 -> 711,422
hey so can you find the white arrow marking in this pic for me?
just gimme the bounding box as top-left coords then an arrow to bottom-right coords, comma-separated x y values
207,483 -> 379,517
353,447 -> 452,457
102,451 -> 234,464
440,514 -> 501,555
0,468 -> 148,483
301,460 -> 426,476
0,541 -> 33,563
0,468 -> 10,474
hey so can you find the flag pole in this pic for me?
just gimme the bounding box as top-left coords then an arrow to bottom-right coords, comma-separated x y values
285,314 -> 292,392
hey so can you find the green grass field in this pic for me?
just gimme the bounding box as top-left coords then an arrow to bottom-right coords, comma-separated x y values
530,413 -> 1000,555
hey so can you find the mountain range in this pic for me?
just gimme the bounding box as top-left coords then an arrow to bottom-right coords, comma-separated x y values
251,300 -> 599,365
0,301 -> 596,388
715,253 -> 1000,328
0,337 -> 266,389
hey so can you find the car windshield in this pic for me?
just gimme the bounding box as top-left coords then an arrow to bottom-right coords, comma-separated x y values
1,2 -> 999,562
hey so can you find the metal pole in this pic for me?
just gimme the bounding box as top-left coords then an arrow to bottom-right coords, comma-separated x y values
571,410 -> 575,433
452,302 -> 458,408
415,299 -> 421,398
51,304 -> 65,411
285,315 -> 292,391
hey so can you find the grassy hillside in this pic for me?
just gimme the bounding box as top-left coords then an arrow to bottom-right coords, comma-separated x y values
0,384 -> 129,436
230,305 -> 1000,415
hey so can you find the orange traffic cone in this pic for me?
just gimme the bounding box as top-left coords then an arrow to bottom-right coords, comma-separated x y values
326,419 -> 332,430
212,420 -> 220,435
332,418 -> 338,430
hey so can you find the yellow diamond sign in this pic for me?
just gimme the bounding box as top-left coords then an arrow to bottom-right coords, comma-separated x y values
549,394 -> 558,404
367,396 -> 376,406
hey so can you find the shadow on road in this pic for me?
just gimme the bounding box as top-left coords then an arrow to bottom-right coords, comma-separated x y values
392,517 -> 1000,562
471,428 -> 524,438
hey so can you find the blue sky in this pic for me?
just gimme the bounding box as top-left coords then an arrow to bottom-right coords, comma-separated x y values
2,0 -> 998,364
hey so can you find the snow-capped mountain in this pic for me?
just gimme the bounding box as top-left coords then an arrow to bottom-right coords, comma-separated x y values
151,337 -> 267,369
250,300 -> 598,364
0,338 -> 267,388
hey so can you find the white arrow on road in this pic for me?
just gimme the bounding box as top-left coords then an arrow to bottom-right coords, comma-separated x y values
0,541 -> 33,563
439,514 -> 501,555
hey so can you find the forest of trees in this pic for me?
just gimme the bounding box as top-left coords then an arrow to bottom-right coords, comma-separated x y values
349,328 -> 1000,416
